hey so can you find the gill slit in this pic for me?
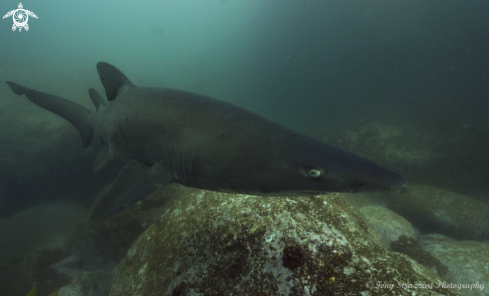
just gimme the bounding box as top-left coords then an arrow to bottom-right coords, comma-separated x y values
169,146 -> 195,187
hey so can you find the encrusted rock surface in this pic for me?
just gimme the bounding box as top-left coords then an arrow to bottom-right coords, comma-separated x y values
419,234 -> 489,296
360,205 -> 417,249
109,186 -> 463,296
386,185 -> 489,240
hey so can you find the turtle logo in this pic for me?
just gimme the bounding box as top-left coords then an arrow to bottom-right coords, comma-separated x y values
3,3 -> 38,32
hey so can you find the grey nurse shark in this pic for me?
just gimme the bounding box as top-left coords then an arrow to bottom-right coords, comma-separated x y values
6,62 -> 406,219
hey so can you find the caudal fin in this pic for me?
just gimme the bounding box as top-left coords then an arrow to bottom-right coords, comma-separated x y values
6,81 -> 94,147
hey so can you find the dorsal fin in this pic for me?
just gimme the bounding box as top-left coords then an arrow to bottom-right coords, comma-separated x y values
96,62 -> 135,101
88,87 -> 106,110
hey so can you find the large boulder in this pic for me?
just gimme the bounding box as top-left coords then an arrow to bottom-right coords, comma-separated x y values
324,120 -> 489,199
386,185 -> 489,240
0,200 -> 84,261
419,234 -> 489,296
0,200 -> 85,296
360,205 -> 417,249
109,186 -> 463,295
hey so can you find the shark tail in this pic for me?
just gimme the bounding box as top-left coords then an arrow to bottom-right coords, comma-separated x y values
6,81 -> 94,147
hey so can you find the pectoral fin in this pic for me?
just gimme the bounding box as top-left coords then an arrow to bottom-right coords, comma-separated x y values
93,145 -> 112,172
91,160 -> 173,220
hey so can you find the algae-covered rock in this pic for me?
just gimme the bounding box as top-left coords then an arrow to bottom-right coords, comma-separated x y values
360,205 -> 417,249
109,186 -> 463,296
390,235 -> 448,278
386,185 -> 489,240
419,234 -> 489,296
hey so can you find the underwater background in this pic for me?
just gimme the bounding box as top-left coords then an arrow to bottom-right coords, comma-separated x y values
0,0 -> 488,295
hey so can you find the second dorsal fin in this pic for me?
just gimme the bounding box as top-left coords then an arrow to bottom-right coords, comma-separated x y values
88,87 -> 106,110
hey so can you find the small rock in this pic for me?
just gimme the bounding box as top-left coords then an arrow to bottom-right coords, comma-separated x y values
58,271 -> 112,296
50,255 -> 82,278
390,235 -> 448,277
360,205 -> 417,249
419,234 -> 489,296
386,185 -> 489,240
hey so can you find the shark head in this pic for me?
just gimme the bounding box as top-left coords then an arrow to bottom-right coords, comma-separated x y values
278,135 -> 407,194
195,128 -> 407,196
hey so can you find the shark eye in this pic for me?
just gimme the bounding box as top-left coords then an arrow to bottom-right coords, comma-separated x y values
308,169 -> 321,178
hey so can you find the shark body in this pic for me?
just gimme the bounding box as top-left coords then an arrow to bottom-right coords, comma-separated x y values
6,62 -> 406,219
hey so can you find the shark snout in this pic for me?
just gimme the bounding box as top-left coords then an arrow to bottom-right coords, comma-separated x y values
352,171 -> 407,193
391,176 -> 408,189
